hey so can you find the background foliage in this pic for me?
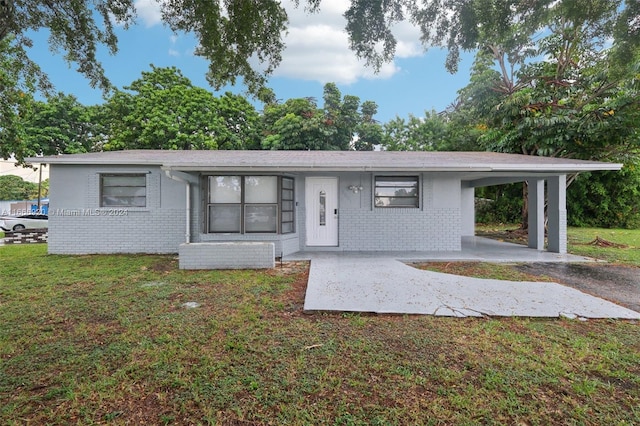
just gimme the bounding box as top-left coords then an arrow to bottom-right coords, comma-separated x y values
0,175 -> 47,200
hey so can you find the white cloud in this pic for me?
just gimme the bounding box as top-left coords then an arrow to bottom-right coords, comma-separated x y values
135,0 -> 163,28
134,0 -> 425,84
270,0 -> 424,83
168,34 -> 180,56
390,21 -> 424,58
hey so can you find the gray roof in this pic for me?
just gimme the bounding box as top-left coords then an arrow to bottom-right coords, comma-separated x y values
26,150 -> 622,173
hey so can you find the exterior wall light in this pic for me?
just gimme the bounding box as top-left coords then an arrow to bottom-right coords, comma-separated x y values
348,184 -> 364,194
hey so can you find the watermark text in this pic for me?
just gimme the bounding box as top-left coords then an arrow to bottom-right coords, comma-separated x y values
49,209 -> 130,217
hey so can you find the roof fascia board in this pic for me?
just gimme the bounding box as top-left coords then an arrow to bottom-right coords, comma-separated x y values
487,163 -> 623,172
162,166 -> 495,173
27,156 -> 623,174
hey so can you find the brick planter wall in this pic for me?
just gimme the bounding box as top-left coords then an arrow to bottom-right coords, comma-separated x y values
4,228 -> 48,244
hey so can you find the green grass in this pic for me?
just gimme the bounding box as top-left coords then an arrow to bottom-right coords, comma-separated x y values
412,261 -> 557,282
567,227 -> 640,265
1,244 -> 639,425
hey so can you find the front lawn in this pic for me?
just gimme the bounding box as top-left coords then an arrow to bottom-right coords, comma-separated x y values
1,244 -> 639,425
567,227 -> 640,265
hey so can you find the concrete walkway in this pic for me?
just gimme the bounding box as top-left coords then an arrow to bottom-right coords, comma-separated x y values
286,238 -> 640,319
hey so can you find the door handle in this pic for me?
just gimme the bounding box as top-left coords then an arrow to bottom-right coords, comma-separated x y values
334,209 -> 338,215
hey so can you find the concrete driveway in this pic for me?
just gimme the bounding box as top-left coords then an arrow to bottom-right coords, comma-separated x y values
289,239 -> 640,319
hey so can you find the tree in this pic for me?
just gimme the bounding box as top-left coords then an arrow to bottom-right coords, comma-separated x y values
322,83 -> 361,150
440,52 -> 505,152
0,0 -> 288,95
0,175 -> 36,200
0,1 -> 284,160
3,0 -> 635,104
354,101 -> 383,151
261,97 -> 334,150
2,1 -> 638,98
0,36 -> 39,163
445,0 -> 640,228
261,83 -> 382,151
3,1 -> 638,162
20,93 -> 96,157
381,111 -> 448,151
213,92 -> 262,150
567,164 -> 640,229
470,6 -> 640,162
343,0 -> 638,74
102,66 -> 260,151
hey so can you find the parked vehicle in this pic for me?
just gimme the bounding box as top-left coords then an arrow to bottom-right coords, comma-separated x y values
0,214 -> 48,231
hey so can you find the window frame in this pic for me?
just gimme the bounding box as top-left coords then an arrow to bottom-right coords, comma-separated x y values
280,177 -> 295,234
374,175 -> 420,208
206,175 -> 295,234
100,173 -> 147,208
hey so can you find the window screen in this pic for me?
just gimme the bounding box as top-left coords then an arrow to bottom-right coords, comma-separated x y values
101,174 -> 146,207
374,176 -> 419,208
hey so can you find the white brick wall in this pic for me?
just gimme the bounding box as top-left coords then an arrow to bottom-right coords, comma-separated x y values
557,209 -> 567,253
179,242 -> 275,269
49,166 -> 463,255
48,209 -> 185,254
298,173 -> 463,252
338,207 -> 461,251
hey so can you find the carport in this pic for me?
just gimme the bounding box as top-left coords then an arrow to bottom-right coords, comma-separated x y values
462,176 -> 566,252
458,154 -> 622,254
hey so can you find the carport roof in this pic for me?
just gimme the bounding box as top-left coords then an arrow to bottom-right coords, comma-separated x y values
27,150 -> 622,173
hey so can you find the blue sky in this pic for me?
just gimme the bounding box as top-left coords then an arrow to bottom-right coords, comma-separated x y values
26,0 -> 475,124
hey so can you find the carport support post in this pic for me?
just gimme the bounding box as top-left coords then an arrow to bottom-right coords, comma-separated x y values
461,184 -> 475,237
527,179 -> 545,250
547,175 -> 567,254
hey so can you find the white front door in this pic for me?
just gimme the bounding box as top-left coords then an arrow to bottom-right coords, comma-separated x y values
305,177 -> 338,246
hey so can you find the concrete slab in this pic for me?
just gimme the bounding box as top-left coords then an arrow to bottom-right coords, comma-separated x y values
294,241 -> 640,319
286,237 -> 592,263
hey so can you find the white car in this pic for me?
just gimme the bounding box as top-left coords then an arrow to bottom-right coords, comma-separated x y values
0,214 -> 48,231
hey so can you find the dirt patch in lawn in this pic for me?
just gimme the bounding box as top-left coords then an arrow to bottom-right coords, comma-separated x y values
269,261 -> 309,316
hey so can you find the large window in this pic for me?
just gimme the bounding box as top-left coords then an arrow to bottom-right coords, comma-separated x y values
101,174 -> 146,207
208,176 -> 295,234
374,176 -> 419,208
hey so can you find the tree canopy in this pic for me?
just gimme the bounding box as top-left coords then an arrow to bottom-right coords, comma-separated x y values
101,66 -> 262,151
444,0 -> 640,162
439,0 -> 640,228
2,1 -> 637,101
261,83 -> 382,151
22,93 -> 96,157
381,111 -> 448,152
343,0 -> 639,74
0,0 -> 287,95
0,174 -> 40,200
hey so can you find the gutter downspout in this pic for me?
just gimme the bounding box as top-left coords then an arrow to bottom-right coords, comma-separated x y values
164,169 -> 191,244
